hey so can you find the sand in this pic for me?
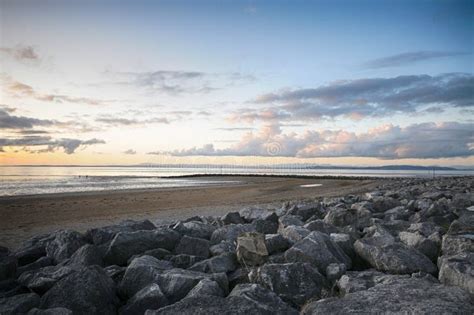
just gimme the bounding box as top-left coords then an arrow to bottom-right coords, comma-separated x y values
0,176 -> 383,249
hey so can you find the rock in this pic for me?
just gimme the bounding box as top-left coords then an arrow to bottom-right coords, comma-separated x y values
86,219 -> 156,245
285,231 -> 352,274
288,203 -> 324,221
239,208 -> 275,222
399,230 -> 440,261
0,256 -> 17,281
185,278 -> 224,298
168,254 -> 205,269
18,265 -> 75,294
441,215 -> 474,255
264,234 -> 290,254
304,220 -> 339,235
137,248 -> 171,261
0,279 -> 29,298
174,235 -> 210,258
336,269 -> 393,295
121,283 -> 169,315
329,233 -> 356,260
188,252 -> 237,274
104,265 -> 126,284
65,244 -> 104,267
236,232 -> 268,266
15,234 -> 55,266
221,212 -> 244,225
228,283 -> 298,314
45,230 -> 87,263
27,307 -> 72,314
40,266 -> 119,315
228,268 -> 251,289
354,237 -> 437,274
249,262 -> 328,307
119,255 -> 173,299
438,252 -> 474,295
280,225 -> 310,243
278,215 -> 304,229
384,206 -> 411,221
104,228 -> 180,266
302,275 -> 474,314
155,269 -> 228,303
324,208 -> 354,227
0,247 -> 9,258
209,241 -> 235,256
173,221 -> 216,240
326,263 -> 346,282
371,196 -> 401,212
252,219 -> 278,234
16,256 -> 54,277
210,224 -> 256,245
0,293 -> 40,314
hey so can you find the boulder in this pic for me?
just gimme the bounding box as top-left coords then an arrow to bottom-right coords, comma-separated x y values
280,225 -> 310,243
399,230 -> 440,261
104,265 -> 126,284
15,234 -> 55,266
173,221 -> 216,240
304,220 -> 339,235
438,252 -> 474,295
210,224 -> 256,245
27,307 -> 72,314
104,228 -> 180,266
324,208 -> 354,228
336,269 -> 396,295
302,275 -> 474,314
185,278 -> 224,298
45,230 -> 87,263
285,231 -> 352,273
40,266 -> 119,315
252,219 -> 278,234
119,255 -> 173,299
0,256 -> 17,281
354,237 -> 437,274
188,252 -> 237,274
384,206 -> 411,221
0,279 -> 29,298
329,233 -> 356,261
209,241 -> 235,256
18,265 -> 75,294
174,235 -> 210,258
287,203 -> 324,221
278,215 -> 304,229
370,196 -> 401,212
168,254 -> 205,269
239,208 -> 276,222
0,293 -> 40,315
236,232 -> 268,266
65,244 -> 104,267
121,283 -> 169,315
221,212 -> 244,225
326,263 -> 346,282
86,219 -> 156,245
249,262 -> 328,307
228,268 -> 251,289
264,234 -> 290,254
16,257 -> 54,277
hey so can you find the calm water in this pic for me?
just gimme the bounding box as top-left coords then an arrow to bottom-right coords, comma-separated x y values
0,166 -> 472,196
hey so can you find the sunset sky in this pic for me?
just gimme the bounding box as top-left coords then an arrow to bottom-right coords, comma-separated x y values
1,0 -> 473,166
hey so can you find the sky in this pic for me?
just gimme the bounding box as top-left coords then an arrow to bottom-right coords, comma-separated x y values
0,0 -> 473,166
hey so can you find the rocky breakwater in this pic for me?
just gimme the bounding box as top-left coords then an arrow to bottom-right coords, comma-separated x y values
0,177 -> 473,314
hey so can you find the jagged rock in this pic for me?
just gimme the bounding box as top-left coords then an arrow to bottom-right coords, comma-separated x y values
399,229 -> 440,261
104,265 -> 126,284
326,263 -> 346,282
239,208 -> 275,222
0,293 -> 40,314
134,248 -> 171,261
65,244 -> 104,267
329,233 -> 356,260
278,215 -> 304,229
384,206 -> 411,221
185,278 -> 224,298
324,208 -> 354,227
15,234 -> 55,266
174,235 -> 210,258
264,234 -> 290,254
280,225 -> 310,243
119,255 -> 173,299
228,268 -> 251,289
336,269 -> 394,295
121,283 -> 169,315
40,266 -> 119,315
0,279 -> 29,298
236,232 -> 268,266
86,219 -> 156,245
45,230 -> 87,264
228,283 -> 298,314
210,224 -> 255,245
285,231 -> 352,273
16,256 -> 54,277
302,275 -> 474,314
287,203 -> 324,221
252,219 -> 278,234
354,236 -> 437,274
168,254 -> 204,269
221,212 -> 244,225
27,307 -> 72,314
188,252 -> 237,273
438,252 -> 474,295
104,228 -> 180,266
173,221 -> 216,240
18,265 -> 75,294
304,220 -> 339,234
209,241 -> 235,256
441,215 -> 474,255
0,256 -> 17,281
249,262 -> 328,307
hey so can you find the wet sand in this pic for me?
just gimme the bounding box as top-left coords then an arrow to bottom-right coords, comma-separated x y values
0,176 -> 383,249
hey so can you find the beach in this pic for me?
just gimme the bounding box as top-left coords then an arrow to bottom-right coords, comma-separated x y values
0,176 -> 381,249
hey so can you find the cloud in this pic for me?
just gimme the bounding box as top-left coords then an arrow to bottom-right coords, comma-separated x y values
2,77 -> 110,106
107,70 -> 255,95
363,51 -> 470,69
96,117 -> 169,126
162,122 -> 473,159
214,127 -> 255,131
0,136 -> 105,154
0,45 -> 39,62
232,73 -> 473,123
123,149 -> 136,155
0,108 -> 56,129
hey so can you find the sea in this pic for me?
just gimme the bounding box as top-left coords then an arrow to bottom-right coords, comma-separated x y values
0,165 -> 472,197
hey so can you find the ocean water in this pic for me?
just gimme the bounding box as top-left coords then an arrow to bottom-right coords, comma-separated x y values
0,166 -> 472,197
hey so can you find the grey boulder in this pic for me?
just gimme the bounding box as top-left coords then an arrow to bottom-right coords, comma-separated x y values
120,283 -> 169,315
438,252 -> 474,295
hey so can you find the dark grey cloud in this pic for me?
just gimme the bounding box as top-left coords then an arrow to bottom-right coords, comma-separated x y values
363,51 -> 470,69
123,149 -> 136,155
0,108 -> 56,129
0,136 -> 105,154
232,73 -> 473,122
0,45 -> 39,61
163,122 -> 473,159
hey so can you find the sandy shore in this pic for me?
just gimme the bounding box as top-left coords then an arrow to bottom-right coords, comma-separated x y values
0,176 -> 383,249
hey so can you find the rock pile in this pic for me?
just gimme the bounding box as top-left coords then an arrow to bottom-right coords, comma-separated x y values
0,177 -> 473,314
